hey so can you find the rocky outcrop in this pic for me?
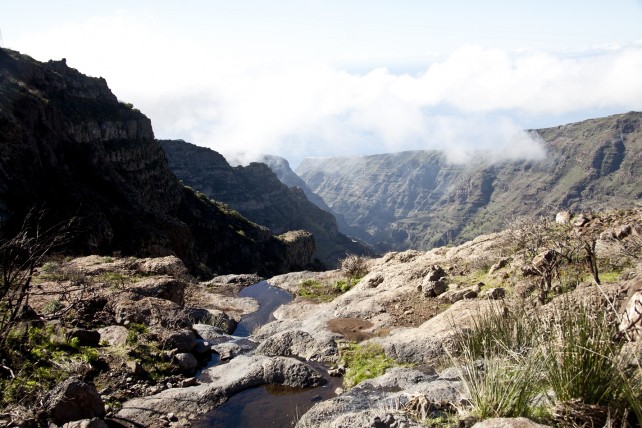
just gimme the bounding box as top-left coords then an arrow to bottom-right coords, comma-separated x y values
0,48 -> 312,277
160,139 -> 373,267
296,112 -> 642,251
117,355 -> 324,423
44,378 -> 105,424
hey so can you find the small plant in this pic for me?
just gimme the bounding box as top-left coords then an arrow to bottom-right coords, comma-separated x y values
340,254 -> 370,279
340,343 -> 399,388
126,323 -> 148,345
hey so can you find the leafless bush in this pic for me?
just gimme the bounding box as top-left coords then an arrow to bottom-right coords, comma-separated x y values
0,211 -> 76,344
340,254 -> 370,279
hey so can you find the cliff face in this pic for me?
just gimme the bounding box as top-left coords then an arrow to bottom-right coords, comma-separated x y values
0,48 -> 313,276
160,140 -> 372,267
296,112 -> 642,251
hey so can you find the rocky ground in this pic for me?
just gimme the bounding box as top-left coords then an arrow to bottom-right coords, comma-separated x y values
2,210 -> 641,427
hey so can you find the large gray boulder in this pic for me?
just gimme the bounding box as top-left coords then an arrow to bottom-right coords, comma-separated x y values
255,329 -> 323,360
117,355 -> 323,423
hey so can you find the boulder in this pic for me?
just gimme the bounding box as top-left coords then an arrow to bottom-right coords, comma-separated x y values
255,330 -> 322,360
421,280 -> 447,297
192,323 -> 226,342
481,287 -> 505,300
62,419 -> 109,428
162,329 -> 196,352
424,265 -> 446,282
135,256 -> 188,277
130,276 -> 186,306
111,296 -> 189,328
44,377 -> 105,424
97,325 -> 128,347
438,285 -> 479,303
472,418 -> 551,428
173,353 -> 198,372
364,273 -> 384,288
183,308 -> 237,334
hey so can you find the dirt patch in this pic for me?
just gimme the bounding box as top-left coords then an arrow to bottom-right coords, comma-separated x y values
327,318 -> 374,342
381,292 -> 448,327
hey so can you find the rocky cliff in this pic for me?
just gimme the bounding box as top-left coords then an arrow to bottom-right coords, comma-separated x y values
296,112 -> 642,251
160,140 -> 372,267
0,48 -> 313,276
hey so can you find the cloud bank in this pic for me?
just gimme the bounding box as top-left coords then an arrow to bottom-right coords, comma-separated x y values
12,15 -> 642,166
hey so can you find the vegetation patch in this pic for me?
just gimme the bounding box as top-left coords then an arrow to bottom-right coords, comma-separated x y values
339,343 -> 401,388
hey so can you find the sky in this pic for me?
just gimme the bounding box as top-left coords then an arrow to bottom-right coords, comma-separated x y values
2,0 -> 642,167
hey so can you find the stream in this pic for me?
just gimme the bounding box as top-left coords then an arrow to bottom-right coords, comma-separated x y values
192,281 -> 342,427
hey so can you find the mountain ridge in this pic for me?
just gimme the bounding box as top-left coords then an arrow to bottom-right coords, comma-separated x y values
296,111 -> 642,251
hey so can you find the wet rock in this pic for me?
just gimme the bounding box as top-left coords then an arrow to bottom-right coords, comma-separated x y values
118,355 -> 323,422
44,377 -> 105,424
192,323 -> 226,342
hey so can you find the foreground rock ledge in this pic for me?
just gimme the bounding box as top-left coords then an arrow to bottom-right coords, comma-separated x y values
117,355 -> 323,423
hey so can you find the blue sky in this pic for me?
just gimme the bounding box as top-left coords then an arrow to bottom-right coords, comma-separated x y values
2,1 -> 642,166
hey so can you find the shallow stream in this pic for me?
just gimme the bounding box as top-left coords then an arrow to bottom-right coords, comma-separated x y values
192,281 -> 341,427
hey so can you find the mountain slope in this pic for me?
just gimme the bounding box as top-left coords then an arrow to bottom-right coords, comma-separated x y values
0,48 -> 313,276
296,112 -> 642,251
160,140 -> 372,267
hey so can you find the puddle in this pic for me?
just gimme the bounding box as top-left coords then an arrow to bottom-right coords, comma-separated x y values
192,364 -> 343,427
232,280 -> 292,337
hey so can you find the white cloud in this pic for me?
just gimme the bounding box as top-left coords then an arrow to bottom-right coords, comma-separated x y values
11,14 -> 642,166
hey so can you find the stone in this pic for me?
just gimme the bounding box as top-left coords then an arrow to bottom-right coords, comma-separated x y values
488,258 -> 509,274
44,377 -> 105,424
424,265 -> 446,282
364,273 -> 385,288
472,417 -> 551,428
112,296 -> 189,328
97,325 -> 128,347
163,329 -> 197,353
174,353 -> 198,372
619,291 -> 642,340
192,323 -> 226,342
572,215 -> 589,227
62,418 -> 109,428
481,287 -> 505,300
213,342 -> 242,361
438,286 -> 479,303
555,211 -> 572,224
67,328 -> 101,347
130,276 -> 186,306
422,280 -> 447,297
136,256 -> 188,277
126,360 -> 144,375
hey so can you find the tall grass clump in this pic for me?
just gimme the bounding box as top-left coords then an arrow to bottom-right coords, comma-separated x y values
453,303 -> 547,419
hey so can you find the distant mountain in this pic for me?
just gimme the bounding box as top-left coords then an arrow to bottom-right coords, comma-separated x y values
160,140 -> 373,267
296,112 -> 642,251
0,48 -> 314,277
